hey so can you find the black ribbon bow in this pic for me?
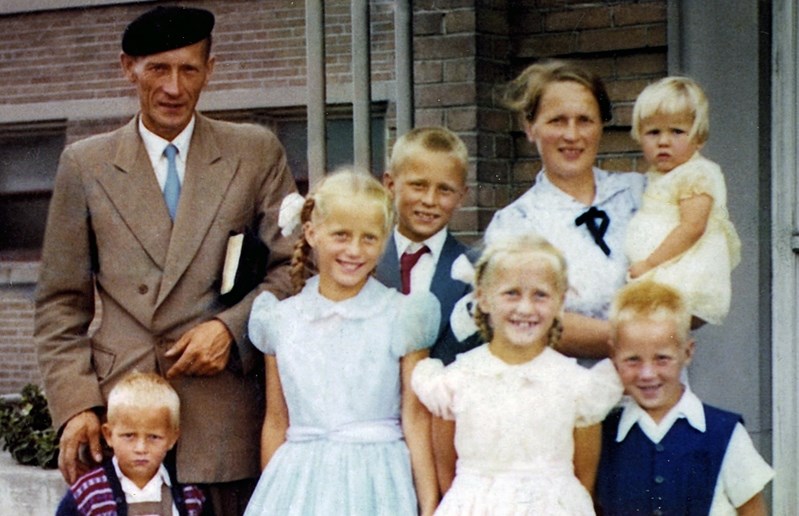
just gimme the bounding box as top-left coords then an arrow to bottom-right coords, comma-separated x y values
575,206 -> 611,256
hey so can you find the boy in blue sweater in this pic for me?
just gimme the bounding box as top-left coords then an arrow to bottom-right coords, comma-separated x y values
596,281 -> 773,515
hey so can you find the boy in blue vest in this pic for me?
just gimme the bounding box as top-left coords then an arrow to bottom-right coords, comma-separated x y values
57,372 -> 207,515
596,281 -> 773,515
377,126 -> 480,494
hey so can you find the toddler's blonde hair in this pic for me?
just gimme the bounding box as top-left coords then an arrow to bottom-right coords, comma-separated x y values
610,280 -> 691,343
290,167 -> 394,293
106,371 -> 180,430
388,126 -> 468,180
631,76 -> 710,145
473,233 -> 568,347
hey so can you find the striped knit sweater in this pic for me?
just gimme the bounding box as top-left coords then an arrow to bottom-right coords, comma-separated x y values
56,459 -> 206,516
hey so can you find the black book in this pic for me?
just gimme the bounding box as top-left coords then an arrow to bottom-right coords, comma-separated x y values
219,227 -> 269,306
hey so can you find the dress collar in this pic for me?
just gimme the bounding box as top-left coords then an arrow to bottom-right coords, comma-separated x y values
535,167 -> 633,207
457,344 -> 558,382
299,275 -> 394,321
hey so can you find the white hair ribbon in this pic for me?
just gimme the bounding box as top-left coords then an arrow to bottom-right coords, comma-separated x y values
449,254 -> 479,342
278,192 -> 307,237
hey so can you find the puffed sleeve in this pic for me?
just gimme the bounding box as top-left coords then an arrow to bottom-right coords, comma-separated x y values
392,291 -> 441,356
574,359 -> 623,427
411,358 -> 456,420
674,158 -> 725,202
247,291 -> 280,354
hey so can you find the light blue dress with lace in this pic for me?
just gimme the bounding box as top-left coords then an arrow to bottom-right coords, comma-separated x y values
244,276 -> 440,516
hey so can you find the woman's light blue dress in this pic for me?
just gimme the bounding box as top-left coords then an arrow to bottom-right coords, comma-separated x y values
245,276 -> 440,515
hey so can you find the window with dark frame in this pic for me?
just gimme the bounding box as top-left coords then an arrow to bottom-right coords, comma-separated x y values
0,106 -> 387,260
0,122 -> 66,261
210,103 -> 388,194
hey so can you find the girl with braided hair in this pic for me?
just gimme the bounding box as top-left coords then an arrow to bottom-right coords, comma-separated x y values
411,234 -> 622,515
246,168 -> 440,515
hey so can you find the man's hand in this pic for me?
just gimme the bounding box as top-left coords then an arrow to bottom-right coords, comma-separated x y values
165,319 -> 233,378
59,410 -> 103,484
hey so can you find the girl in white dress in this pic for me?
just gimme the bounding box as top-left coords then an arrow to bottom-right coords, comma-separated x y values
412,234 -> 622,515
625,76 -> 741,326
245,169 -> 439,515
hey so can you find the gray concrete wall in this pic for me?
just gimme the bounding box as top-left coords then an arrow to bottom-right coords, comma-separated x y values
669,0 -> 771,454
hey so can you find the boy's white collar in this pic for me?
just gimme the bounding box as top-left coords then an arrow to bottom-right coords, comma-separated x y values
112,456 -> 172,500
616,386 -> 706,444
393,226 -> 448,258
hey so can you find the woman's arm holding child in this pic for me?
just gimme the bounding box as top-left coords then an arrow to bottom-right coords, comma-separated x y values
559,312 -> 613,359
629,193 -> 713,279
402,349 -> 439,516
260,355 -> 289,470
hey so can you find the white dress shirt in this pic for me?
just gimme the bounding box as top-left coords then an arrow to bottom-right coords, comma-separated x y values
138,115 -> 195,191
392,226 -> 448,294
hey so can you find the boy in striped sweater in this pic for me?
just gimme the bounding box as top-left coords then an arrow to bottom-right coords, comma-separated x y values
56,372 -> 206,515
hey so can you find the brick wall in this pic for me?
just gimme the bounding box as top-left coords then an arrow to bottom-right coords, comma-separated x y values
502,0 -> 667,208
509,0 -> 667,207
0,0 -> 395,107
0,0 -> 668,395
409,0 -> 667,237
0,285 -> 39,394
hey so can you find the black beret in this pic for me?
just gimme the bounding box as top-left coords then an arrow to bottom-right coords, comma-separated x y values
122,6 -> 215,57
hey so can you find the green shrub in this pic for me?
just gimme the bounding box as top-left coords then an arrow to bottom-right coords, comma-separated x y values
0,384 -> 59,469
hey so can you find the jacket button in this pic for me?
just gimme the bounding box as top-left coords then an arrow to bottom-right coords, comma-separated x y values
138,284 -> 149,294
654,475 -> 665,484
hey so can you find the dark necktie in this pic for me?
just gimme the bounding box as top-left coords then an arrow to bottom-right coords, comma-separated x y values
575,206 -> 611,256
400,245 -> 430,294
163,143 -> 181,220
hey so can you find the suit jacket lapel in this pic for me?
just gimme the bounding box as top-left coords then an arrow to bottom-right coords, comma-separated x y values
98,118 -> 172,270
376,234 -> 402,290
157,114 -> 237,306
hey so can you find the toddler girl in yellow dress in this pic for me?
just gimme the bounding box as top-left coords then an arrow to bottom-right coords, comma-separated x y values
625,76 -> 741,326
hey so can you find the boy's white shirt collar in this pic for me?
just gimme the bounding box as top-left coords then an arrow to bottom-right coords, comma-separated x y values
616,386 -> 706,444
112,455 -> 172,502
393,226 -> 448,260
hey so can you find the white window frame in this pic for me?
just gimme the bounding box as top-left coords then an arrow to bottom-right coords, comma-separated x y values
771,1 -> 799,513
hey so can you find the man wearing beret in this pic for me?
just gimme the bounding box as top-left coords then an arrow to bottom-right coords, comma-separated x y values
35,6 -> 296,514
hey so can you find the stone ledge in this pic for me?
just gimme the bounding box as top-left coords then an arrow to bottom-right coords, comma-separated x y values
0,451 -> 66,514
0,261 -> 39,286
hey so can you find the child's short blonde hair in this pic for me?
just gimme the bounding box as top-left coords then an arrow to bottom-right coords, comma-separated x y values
106,371 -> 180,430
388,126 -> 468,180
290,167 -> 394,292
631,76 -> 710,144
609,280 -> 691,343
473,233 -> 568,346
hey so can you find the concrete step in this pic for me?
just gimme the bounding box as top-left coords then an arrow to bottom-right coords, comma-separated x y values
0,451 -> 66,515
